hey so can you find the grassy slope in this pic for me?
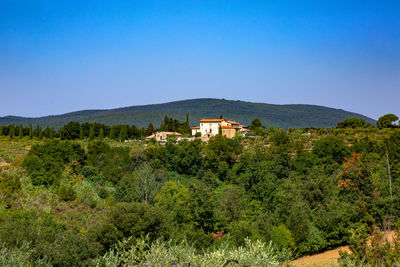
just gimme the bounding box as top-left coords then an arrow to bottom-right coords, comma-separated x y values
0,98 -> 375,129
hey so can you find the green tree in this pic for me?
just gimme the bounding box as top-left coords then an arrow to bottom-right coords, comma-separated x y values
248,118 -> 266,135
18,125 -> 23,139
337,117 -> 367,128
38,126 -> 43,139
9,125 -> 15,139
80,125 -> 84,139
109,126 -> 116,140
147,123 -> 155,135
119,126 -> 128,141
34,124 -> 40,137
99,127 -> 104,140
377,113 -> 399,128
29,124 -> 33,139
93,202 -> 167,250
50,127 -> 55,139
59,121 -> 81,140
155,180 -> 191,225
89,124 -> 95,140
0,127 -> 3,136
312,135 -> 349,164
136,163 -> 158,203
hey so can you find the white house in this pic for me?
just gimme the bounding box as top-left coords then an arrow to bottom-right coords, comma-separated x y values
146,131 -> 182,142
192,118 -> 250,140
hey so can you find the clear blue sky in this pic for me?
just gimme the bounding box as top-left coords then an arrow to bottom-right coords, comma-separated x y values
1,0 -> 399,119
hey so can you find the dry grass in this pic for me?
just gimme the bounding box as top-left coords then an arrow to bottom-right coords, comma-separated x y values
291,246 -> 350,267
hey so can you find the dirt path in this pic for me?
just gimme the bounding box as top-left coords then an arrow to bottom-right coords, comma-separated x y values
291,246 -> 350,267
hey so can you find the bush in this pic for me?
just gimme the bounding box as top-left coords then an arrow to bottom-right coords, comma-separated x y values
0,241 -> 51,267
58,184 -> 77,201
95,237 -> 286,267
23,141 -> 86,187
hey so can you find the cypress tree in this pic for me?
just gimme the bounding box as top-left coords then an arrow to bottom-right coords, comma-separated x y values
0,127 -> 3,136
110,127 -> 116,140
187,113 -> 192,134
10,125 -> 15,139
38,126 -> 43,140
99,128 -> 104,140
29,124 -> 33,139
34,125 -> 40,137
147,123 -> 154,135
44,126 -> 50,139
50,127 -> 54,139
89,125 -> 95,140
80,125 -> 84,139
119,126 -> 127,141
19,125 -> 23,139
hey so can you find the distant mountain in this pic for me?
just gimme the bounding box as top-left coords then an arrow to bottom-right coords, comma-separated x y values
0,98 -> 375,129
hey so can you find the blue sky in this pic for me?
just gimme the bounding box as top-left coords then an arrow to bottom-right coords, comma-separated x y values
1,0 -> 399,119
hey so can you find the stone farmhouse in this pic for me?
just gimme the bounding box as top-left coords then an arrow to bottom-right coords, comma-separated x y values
146,131 -> 182,142
192,118 -> 250,141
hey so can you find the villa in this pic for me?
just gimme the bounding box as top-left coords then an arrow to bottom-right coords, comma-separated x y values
146,131 -> 182,142
192,118 -> 249,140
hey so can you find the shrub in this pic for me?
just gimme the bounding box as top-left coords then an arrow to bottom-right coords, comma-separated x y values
0,241 -> 52,267
95,237 -> 286,267
58,184 -> 77,201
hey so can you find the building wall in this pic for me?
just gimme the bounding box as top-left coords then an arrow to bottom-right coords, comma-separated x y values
222,128 -> 236,138
200,122 -> 221,136
192,128 -> 200,136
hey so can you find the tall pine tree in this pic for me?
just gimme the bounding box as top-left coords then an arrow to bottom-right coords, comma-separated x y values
9,125 -> 15,139
50,127 -> 54,139
89,125 -> 95,140
80,125 -> 84,139
119,126 -> 127,141
29,124 -> 33,139
19,125 -> 23,139
110,126 -> 116,140
38,126 -> 43,140
99,128 -> 104,140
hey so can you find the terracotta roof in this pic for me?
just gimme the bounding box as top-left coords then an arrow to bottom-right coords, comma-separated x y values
226,120 -> 239,124
159,132 -> 182,136
200,118 -> 224,122
221,126 -> 234,129
192,126 -> 200,129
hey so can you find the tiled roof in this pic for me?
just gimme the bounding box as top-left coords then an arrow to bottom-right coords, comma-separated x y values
200,118 -> 224,122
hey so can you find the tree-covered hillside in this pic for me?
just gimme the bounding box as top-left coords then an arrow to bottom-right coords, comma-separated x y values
0,116 -> 400,266
0,98 -> 375,129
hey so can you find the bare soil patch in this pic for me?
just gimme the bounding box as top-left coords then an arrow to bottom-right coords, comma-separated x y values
0,161 -> 11,167
291,246 -> 350,267
291,231 -> 396,266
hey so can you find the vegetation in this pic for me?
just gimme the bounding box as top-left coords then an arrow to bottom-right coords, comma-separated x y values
0,114 -> 399,266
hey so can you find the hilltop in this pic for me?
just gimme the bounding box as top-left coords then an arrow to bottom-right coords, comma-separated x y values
0,98 -> 375,129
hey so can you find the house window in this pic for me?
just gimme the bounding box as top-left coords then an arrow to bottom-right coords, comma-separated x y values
210,129 -> 212,133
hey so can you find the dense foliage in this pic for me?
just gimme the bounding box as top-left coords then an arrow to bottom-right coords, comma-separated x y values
0,116 -> 399,266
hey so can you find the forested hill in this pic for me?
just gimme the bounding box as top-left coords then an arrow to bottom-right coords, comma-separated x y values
0,98 -> 375,129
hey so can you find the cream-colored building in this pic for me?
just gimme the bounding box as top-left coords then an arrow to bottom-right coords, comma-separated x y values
192,118 -> 249,140
146,131 -> 182,142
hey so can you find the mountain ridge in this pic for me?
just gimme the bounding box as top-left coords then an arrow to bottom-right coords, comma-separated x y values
0,98 -> 375,129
